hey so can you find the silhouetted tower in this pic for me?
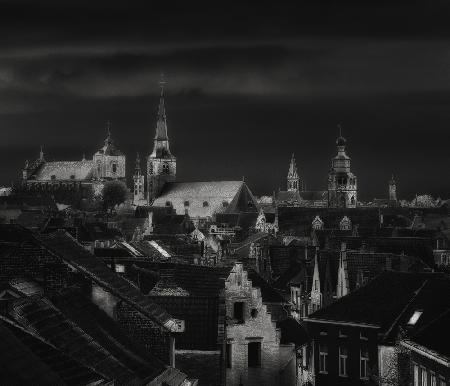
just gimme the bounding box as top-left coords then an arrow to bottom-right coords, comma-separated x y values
389,174 -> 397,202
147,75 -> 177,203
287,153 -> 300,192
133,152 -> 145,205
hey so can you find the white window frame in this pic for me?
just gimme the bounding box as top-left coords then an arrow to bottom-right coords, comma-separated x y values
360,348 -> 369,380
413,363 -> 419,386
339,346 -> 348,377
421,367 -> 428,386
319,344 -> 328,374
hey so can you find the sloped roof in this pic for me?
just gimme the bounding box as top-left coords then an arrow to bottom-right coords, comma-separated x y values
37,231 -> 181,332
153,181 -> 257,218
29,160 -> 95,181
307,272 -> 446,332
0,316 -> 102,386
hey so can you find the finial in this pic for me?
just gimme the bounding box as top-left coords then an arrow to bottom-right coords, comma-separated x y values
337,123 -> 342,137
106,120 -> 111,136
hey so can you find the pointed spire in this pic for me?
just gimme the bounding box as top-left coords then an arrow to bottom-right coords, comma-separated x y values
82,153 -> 86,161
39,145 -> 44,161
336,123 -> 347,147
155,74 -> 168,140
288,153 -> 298,178
135,152 -> 141,174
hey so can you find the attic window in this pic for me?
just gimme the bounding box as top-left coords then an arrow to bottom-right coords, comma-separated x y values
203,201 -> 209,207
222,201 -> 229,208
407,310 -> 423,326
165,201 -> 172,207
247,200 -> 253,207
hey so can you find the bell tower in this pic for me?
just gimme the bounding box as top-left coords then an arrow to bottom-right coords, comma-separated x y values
133,152 -> 145,206
147,76 -> 176,203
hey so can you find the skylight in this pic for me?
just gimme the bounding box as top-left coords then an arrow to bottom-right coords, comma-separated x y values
407,310 -> 423,326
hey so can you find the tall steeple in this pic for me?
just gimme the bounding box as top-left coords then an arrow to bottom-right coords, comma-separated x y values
135,152 -> 141,175
287,153 -> 300,192
389,174 -> 397,202
147,75 -> 177,203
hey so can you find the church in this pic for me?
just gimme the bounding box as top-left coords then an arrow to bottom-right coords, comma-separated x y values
21,124 -> 126,198
134,79 -> 259,225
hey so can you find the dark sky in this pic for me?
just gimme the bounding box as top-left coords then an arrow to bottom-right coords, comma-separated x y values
0,1 -> 449,200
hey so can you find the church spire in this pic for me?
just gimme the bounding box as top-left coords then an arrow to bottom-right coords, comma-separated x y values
39,145 -> 45,162
155,74 -> 168,140
105,120 -> 113,145
287,153 -> 300,192
135,152 -> 141,175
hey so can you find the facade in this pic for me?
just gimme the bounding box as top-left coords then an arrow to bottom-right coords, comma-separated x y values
147,80 -> 177,203
225,263 -> 296,386
327,130 -> 357,208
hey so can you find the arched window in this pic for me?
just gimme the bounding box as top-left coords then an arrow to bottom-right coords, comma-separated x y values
111,163 -> 117,174
350,196 -> 355,205
203,201 -> 209,207
162,163 -> 169,174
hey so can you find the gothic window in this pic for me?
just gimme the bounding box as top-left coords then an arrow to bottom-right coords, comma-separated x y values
360,347 -> 369,380
226,344 -> 232,369
112,163 -> 117,173
350,196 -> 355,205
162,163 -> 169,174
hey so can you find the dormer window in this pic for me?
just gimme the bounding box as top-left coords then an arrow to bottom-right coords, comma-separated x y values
407,310 -> 423,326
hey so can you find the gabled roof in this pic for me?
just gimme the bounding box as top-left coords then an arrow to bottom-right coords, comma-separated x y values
37,230 -> 182,332
153,181 -> 258,218
29,160 -> 95,181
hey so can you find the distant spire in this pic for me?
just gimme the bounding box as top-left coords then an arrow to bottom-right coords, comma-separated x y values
288,153 -> 298,178
82,153 -> 86,161
105,121 -> 113,146
135,152 -> 141,174
39,145 -> 44,161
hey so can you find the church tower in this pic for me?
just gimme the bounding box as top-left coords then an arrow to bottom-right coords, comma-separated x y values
389,174 -> 397,202
133,153 -> 145,206
327,126 -> 357,208
287,153 -> 300,192
93,122 -> 126,181
147,76 -> 176,203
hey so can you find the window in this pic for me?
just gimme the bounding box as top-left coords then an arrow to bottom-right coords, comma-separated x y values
360,348 -> 369,380
162,163 -> 169,174
184,200 -> 190,207
319,344 -> 328,373
222,201 -> 229,208
165,201 -> 172,207
115,264 -> 125,273
233,302 -> 244,323
339,330 -> 347,338
360,331 -> 368,340
430,372 -> 436,386
248,342 -> 261,367
413,364 -> 419,386
112,163 -> 117,173
70,174 -> 75,180
247,200 -> 253,207
203,201 -> 209,207
421,368 -> 428,386
148,163 -> 153,175
226,343 -> 232,368
339,347 -> 348,377
51,175 -> 56,180
408,310 -> 423,326
251,308 -> 258,318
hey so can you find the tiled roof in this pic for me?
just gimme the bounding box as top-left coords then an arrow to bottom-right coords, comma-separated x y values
29,160 -> 95,181
307,272 -> 446,333
37,231 -> 182,332
153,181 -> 257,217
0,316 -> 102,385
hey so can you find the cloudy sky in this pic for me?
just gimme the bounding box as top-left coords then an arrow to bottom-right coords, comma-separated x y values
0,1 -> 449,199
